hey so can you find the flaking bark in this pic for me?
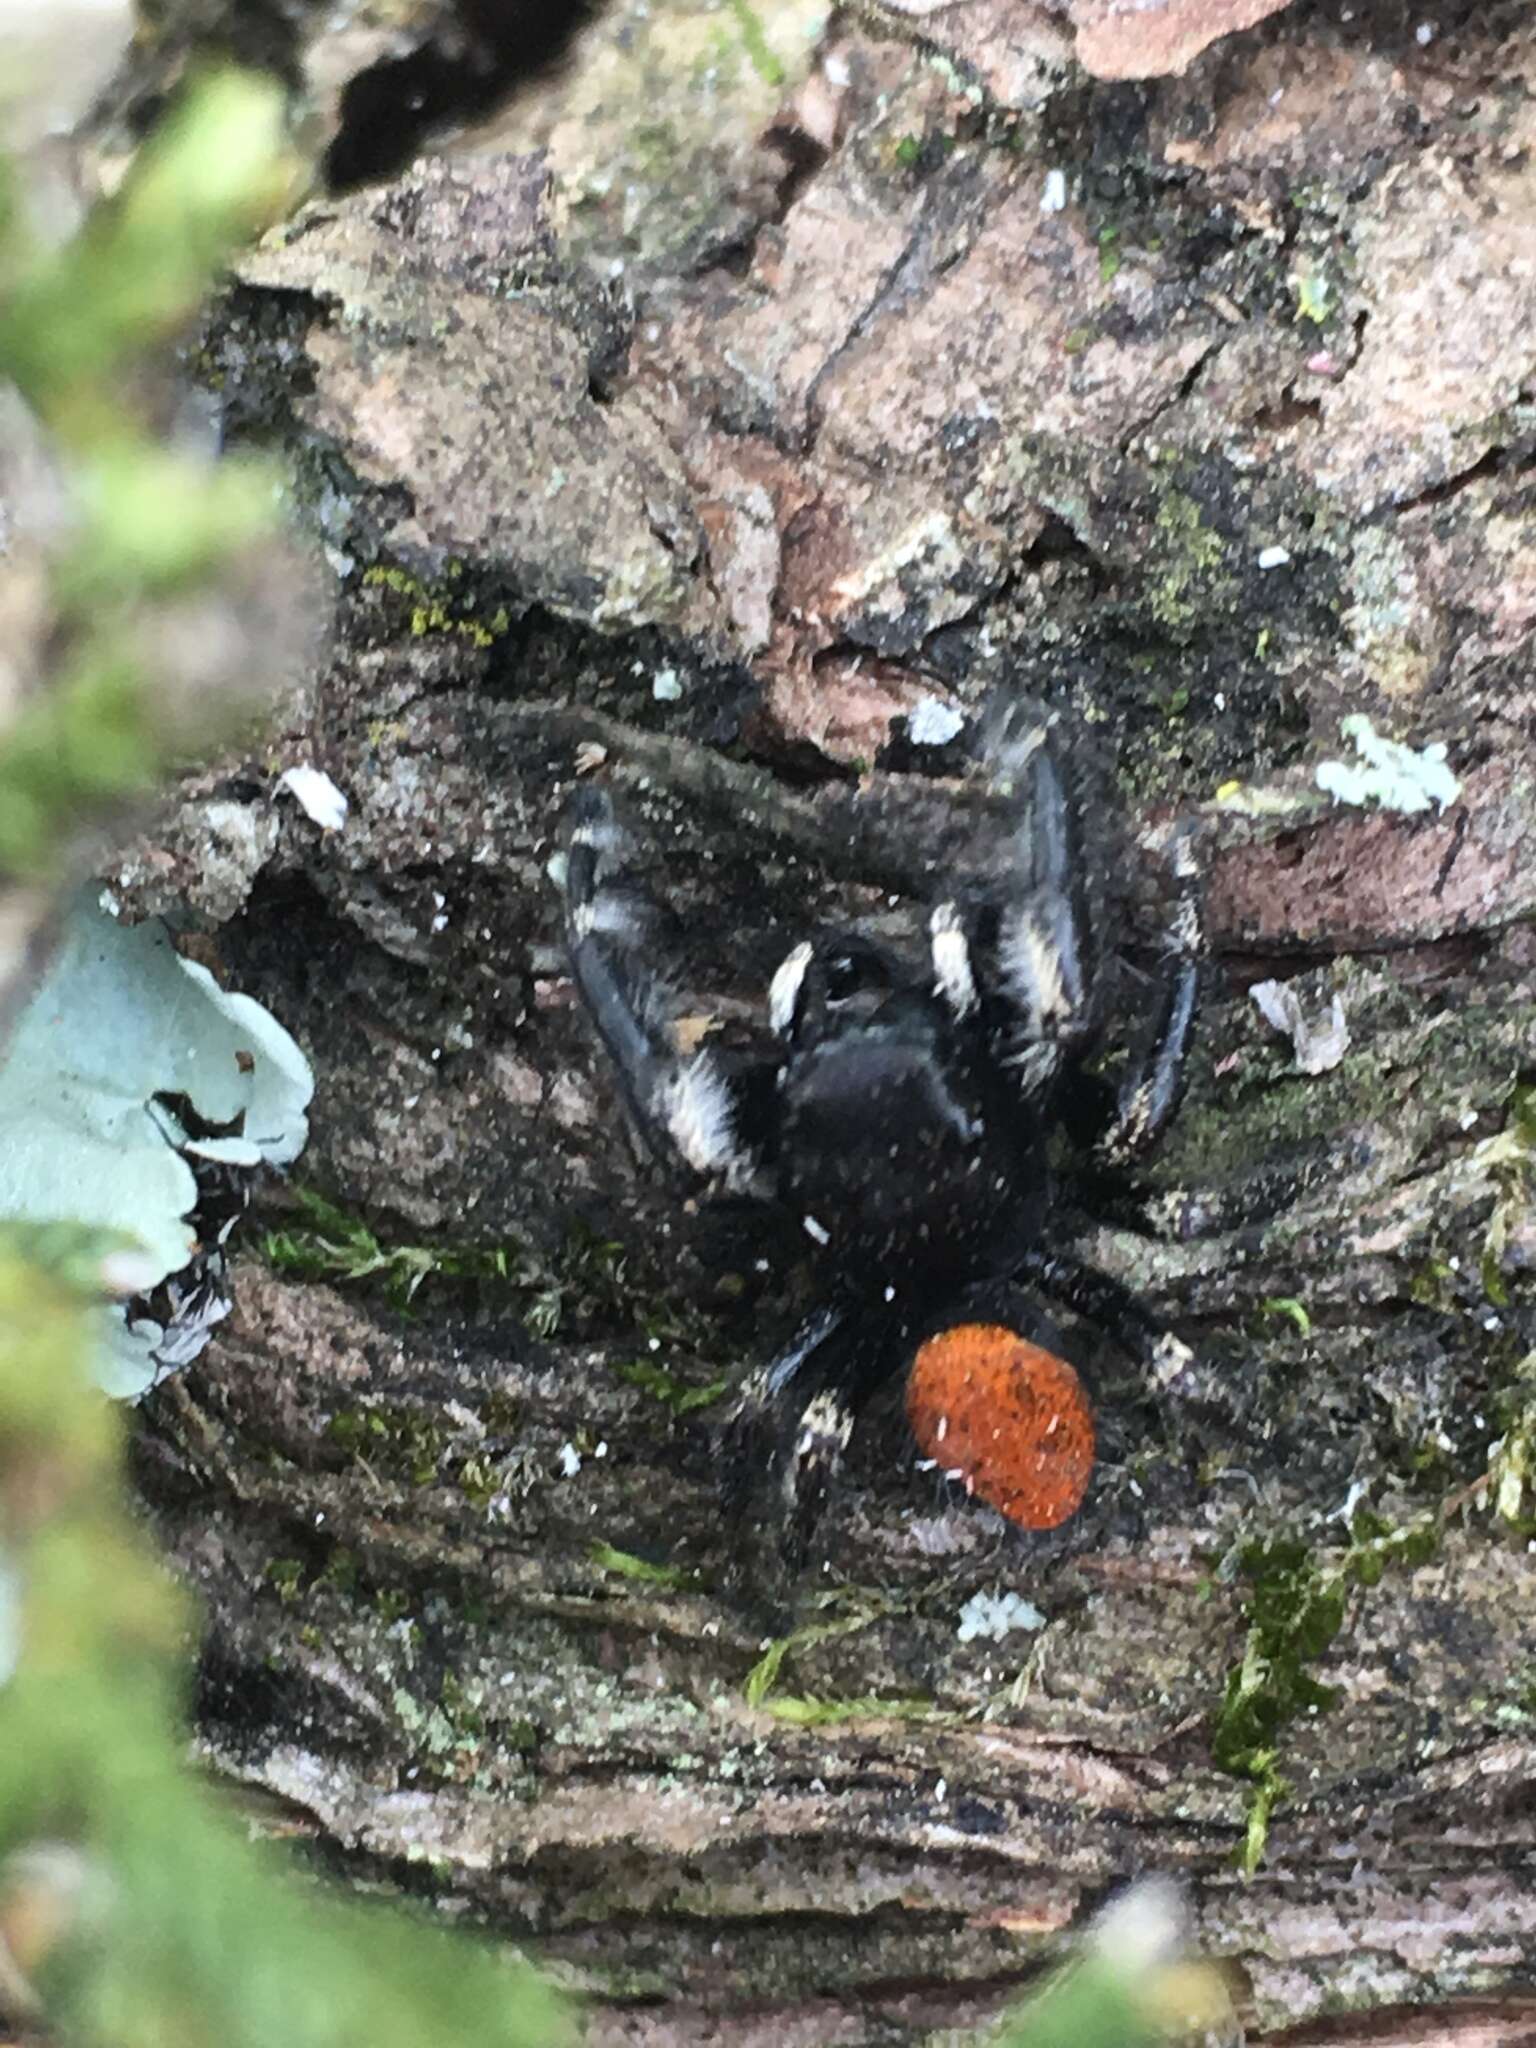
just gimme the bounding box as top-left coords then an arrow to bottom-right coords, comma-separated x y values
98,1 -> 1536,2038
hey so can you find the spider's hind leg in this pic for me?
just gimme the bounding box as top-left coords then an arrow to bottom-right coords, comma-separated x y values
1017,1245 -> 1201,1397
962,700 -> 1101,1049
1092,828 -> 1202,1169
1086,1140 -> 1369,1243
722,1305 -> 894,1573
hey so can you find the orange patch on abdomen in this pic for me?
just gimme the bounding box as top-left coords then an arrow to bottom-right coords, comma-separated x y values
906,1323 -> 1095,1532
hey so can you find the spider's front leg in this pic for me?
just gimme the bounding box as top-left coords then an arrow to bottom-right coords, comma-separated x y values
928,697 -> 1104,1072
555,787 -> 770,1193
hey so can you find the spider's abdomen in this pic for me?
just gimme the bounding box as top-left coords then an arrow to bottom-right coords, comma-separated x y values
777,1033 -> 1034,1283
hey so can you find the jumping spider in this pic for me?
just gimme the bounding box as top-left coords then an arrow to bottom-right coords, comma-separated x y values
554,699 -> 1215,1566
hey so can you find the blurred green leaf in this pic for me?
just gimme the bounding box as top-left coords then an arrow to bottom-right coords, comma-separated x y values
0,1249 -> 569,2047
0,70 -> 291,430
63,446 -> 282,600
994,1961 -> 1153,2048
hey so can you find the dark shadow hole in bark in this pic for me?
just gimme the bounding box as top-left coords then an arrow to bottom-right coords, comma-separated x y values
323,0 -> 605,193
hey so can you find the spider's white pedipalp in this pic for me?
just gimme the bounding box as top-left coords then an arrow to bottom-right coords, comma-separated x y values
657,1052 -> 760,1192
769,941 -> 813,1036
779,1387 -> 858,1548
929,901 -> 978,1018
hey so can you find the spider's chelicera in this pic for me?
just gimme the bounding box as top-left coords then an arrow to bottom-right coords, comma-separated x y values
554,699 -> 1206,1566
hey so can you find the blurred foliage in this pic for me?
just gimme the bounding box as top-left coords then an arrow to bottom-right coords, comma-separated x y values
0,71 -> 290,433
0,68 -> 295,880
0,1248 -> 570,2045
993,1881 -> 1234,2048
0,65 -> 567,2048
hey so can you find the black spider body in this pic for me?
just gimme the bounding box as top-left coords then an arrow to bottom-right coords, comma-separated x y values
774,974 -> 1045,1288
554,698 -> 1205,1565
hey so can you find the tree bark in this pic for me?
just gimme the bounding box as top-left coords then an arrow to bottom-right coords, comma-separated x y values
104,0 -> 1536,2038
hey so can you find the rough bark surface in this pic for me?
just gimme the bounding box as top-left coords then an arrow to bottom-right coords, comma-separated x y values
100,0 -> 1536,2040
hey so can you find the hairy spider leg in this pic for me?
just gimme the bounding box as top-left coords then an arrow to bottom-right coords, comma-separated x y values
1014,1245 -> 1199,1393
1093,829 -> 1202,1167
722,1303 -> 902,1572
722,1306 -> 851,1549
1015,1242 -> 1256,1442
558,787 -> 767,1193
929,702 -> 1101,1075
1068,831 -> 1368,1249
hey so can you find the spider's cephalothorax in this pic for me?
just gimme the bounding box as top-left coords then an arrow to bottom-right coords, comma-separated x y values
553,700 -> 1204,1567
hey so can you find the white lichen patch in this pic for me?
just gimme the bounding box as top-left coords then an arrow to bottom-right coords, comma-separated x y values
1314,714 -> 1460,814
956,1589 -> 1046,1643
908,696 -> 965,747
1250,978 -> 1350,1076
0,890 -> 313,1396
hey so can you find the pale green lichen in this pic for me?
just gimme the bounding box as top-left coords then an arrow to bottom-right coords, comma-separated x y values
1315,714 -> 1460,814
0,891 -> 313,1396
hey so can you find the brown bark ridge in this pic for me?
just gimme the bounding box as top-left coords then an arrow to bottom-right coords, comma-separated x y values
107,1 -> 1536,2040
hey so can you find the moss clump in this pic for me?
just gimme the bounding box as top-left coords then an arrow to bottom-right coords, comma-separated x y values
590,1542 -> 698,1589
361,563 -> 511,649
1489,1350 -> 1536,1538
262,1185 -> 561,1325
757,1693 -> 940,1727
742,1590 -> 896,1708
264,1556 -> 305,1602
1213,1510 -> 1441,1874
328,1404 -> 450,1487
610,1356 -> 728,1414
1147,492 -> 1231,633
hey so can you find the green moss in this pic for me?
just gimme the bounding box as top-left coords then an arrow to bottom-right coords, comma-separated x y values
1489,1350 -> 1536,1537
1478,1083 -> 1536,1308
265,1557 -> 305,1602
317,1547 -> 360,1596
1213,1508 -> 1442,1873
611,1356 -> 728,1415
1259,1296 -> 1312,1338
361,563 -> 511,649
743,1591 -> 894,1708
456,1455 -> 501,1510
590,1542 -> 697,1589
263,1186 -> 562,1323
758,1693 -> 939,1727
327,1403 -> 454,1487
1147,492 -> 1231,632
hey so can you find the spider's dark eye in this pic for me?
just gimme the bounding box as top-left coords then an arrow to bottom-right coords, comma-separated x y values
824,953 -> 863,1001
